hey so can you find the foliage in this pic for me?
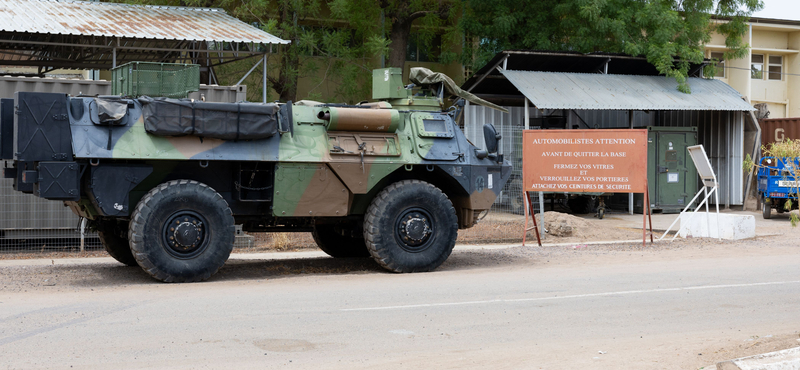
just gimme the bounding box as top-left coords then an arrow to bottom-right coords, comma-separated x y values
329,0 -> 460,70
460,0 -> 763,93
115,0 -> 389,102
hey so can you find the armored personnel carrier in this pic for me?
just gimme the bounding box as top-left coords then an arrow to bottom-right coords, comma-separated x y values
0,67 -> 510,282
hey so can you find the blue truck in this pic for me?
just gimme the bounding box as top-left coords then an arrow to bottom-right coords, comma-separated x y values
757,156 -> 800,219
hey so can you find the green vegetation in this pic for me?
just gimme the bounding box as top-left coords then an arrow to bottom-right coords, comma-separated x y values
460,0 -> 763,93
114,0 -> 762,99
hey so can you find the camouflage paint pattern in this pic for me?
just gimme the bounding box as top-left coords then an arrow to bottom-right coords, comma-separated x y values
272,163 -> 350,217
14,79 -> 511,228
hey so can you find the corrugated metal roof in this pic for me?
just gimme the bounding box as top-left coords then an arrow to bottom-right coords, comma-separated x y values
501,70 -> 755,111
0,0 -> 289,44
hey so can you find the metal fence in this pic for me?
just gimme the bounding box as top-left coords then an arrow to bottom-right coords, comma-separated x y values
0,77 -> 246,254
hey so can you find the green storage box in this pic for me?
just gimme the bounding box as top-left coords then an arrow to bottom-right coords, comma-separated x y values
112,62 -> 199,99
372,68 -> 409,100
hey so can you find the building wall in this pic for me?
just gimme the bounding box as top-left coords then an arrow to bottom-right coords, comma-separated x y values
706,21 -> 800,118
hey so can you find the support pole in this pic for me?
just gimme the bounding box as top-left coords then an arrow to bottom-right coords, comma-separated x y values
642,179 -> 653,247
262,52 -> 268,103
79,217 -> 86,252
523,98 -> 530,219
522,192 -> 542,247
715,181 -> 720,240
112,47 -> 117,68
629,110 -> 634,215
236,58 -> 263,86
523,98 -> 545,238
538,192 -> 545,238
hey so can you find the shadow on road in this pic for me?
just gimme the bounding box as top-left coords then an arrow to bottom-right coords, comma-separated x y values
22,248 -> 530,288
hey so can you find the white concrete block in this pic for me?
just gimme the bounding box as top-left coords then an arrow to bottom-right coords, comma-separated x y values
679,212 -> 756,240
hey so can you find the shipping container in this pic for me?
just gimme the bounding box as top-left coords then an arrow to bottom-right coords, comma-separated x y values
759,117 -> 800,148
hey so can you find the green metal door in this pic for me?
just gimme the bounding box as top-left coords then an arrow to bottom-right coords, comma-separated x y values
647,127 -> 698,213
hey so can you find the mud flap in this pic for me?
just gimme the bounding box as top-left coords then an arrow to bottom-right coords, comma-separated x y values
88,164 -> 153,216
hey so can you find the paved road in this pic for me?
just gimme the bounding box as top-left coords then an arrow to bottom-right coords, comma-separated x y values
2,239 -> 800,369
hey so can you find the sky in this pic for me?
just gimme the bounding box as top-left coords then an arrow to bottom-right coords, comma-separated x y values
752,0 -> 800,21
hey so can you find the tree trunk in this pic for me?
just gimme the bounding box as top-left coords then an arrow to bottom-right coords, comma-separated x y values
388,18 -> 412,70
269,8 -> 299,102
277,50 -> 298,102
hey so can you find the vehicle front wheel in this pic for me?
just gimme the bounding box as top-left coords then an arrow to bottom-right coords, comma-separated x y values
363,180 -> 458,273
762,198 -> 772,219
129,180 -> 235,283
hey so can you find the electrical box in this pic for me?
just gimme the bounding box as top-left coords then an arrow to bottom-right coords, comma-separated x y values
635,126 -> 698,213
372,68 -> 409,100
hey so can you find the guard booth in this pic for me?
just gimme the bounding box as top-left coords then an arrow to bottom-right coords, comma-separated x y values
461,51 -> 760,215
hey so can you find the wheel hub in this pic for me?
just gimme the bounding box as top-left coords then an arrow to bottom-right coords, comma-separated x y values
163,212 -> 206,256
396,209 -> 433,249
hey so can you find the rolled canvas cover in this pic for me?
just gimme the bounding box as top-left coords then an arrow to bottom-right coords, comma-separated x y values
139,97 -> 278,140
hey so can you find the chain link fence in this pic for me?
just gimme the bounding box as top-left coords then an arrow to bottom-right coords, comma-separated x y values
0,177 -> 101,253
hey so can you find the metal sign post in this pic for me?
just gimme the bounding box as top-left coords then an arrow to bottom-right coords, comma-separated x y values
522,191 -> 542,247
659,145 -> 720,240
643,178 -> 654,246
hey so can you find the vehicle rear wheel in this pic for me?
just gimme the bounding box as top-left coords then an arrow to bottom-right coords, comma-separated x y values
95,218 -> 137,266
776,199 -> 786,213
312,222 -> 370,258
129,180 -> 235,283
762,198 -> 772,219
363,180 -> 458,273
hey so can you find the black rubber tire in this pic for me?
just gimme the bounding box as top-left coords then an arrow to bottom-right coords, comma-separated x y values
363,180 -> 458,273
128,180 -> 235,283
776,200 -> 786,213
597,207 -> 605,220
763,199 -> 772,219
312,223 -> 371,258
95,218 -> 137,266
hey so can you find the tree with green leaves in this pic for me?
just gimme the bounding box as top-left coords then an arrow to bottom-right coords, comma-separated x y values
460,0 -> 763,92
119,0 -> 460,102
177,0 -> 386,103
192,0 -> 462,103
329,0 -> 460,71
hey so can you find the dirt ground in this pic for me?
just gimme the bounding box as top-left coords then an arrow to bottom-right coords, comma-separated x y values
0,211 -> 646,260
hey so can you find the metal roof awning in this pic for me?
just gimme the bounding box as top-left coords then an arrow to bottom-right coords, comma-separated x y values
0,0 -> 288,44
501,70 -> 755,111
